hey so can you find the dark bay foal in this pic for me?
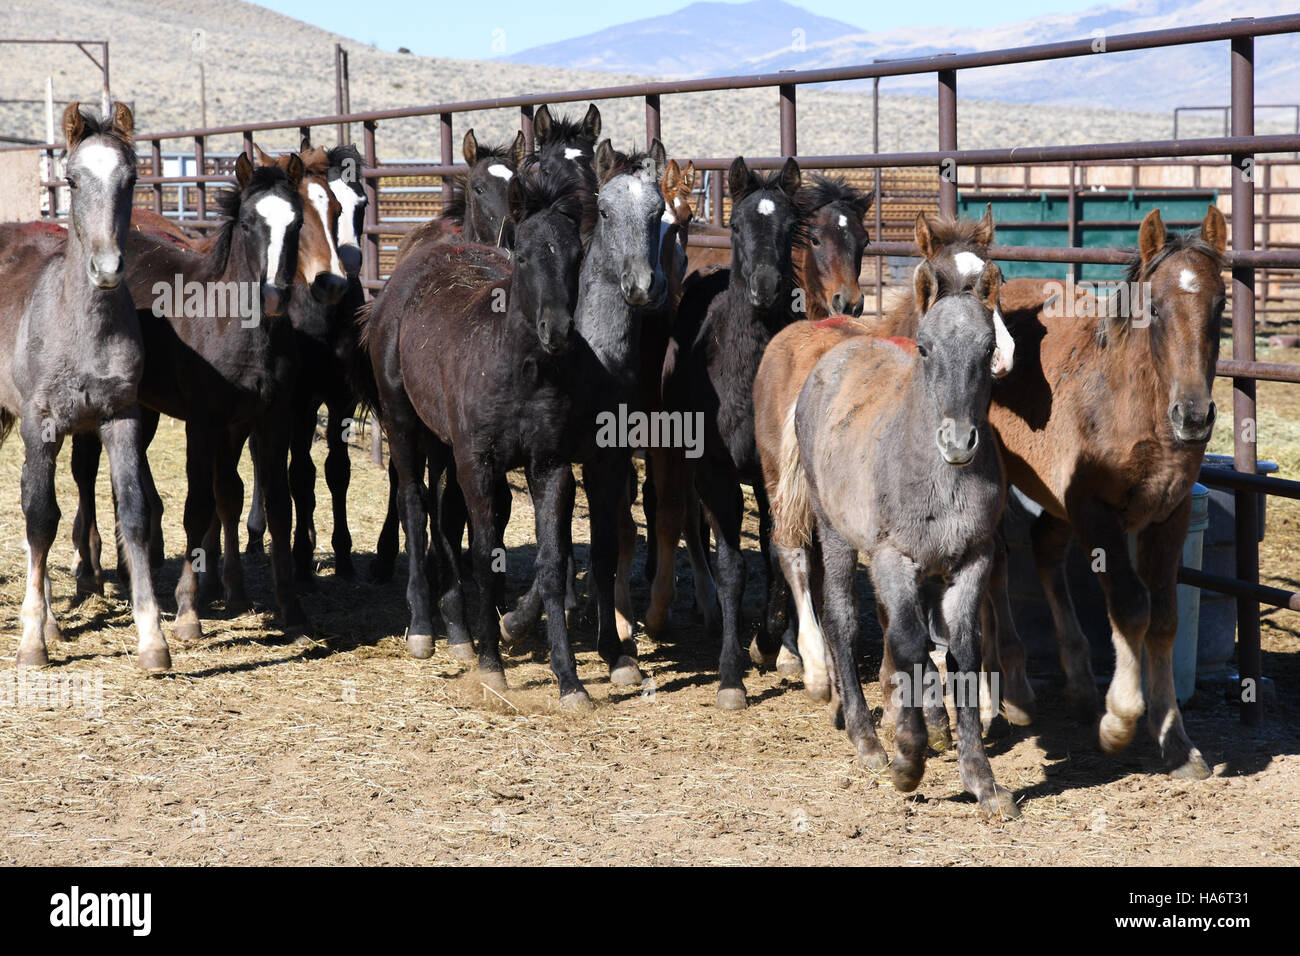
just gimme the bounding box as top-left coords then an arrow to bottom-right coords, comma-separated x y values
0,103 -> 170,670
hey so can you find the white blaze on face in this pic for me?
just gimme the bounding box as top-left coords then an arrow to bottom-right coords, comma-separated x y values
77,142 -> 124,184
255,193 -> 296,285
328,178 -> 363,251
487,163 -> 513,181
953,250 -> 1014,377
307,181 -> 344,278
564,147 -> 584,161
838,213 -> 848,229
757,198 -> 775,216
1179,268 -> 1199,294
627,178 -> 643,199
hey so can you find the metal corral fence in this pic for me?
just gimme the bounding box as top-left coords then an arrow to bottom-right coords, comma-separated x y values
7,14 -> 1300,726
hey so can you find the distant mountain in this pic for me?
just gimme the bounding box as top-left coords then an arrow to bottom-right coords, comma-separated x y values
505,0 -> 1299,110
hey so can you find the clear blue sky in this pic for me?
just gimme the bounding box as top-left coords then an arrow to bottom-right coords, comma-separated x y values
251,0 -> 1110,59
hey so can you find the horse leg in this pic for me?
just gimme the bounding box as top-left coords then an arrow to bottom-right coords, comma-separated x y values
752,485 -> 792,672
174,420 -> 216,643
254,407 -> 313,641
1032,511 -> 1100,720
644,447 -> 681,638
816,519 -> 887,769
1137,501 -> 1210,779
100,411 -> 170,672
869,545 -> 932,792
460,464 -> 508,689
16,420 -> 61,666
584,458 -> 643,687
696,464 -> 747,709
325,398 -> 355,578
1076,499 -> 1148,755
139,406 -> 165,568
288,399 -> 319,584
944,544 -> 1019,819
245,430 -> 266,556
386,419 -> 436,657
775,543 -> 831,702
986,534 -> 1035,726
212,428 -> 250,615
421,442 -> 473,661
681,472 -> 720,633
69,433 -> 104,602
615,478 -> 637,644
371,457 -> 401,583
528,460 -> 588,705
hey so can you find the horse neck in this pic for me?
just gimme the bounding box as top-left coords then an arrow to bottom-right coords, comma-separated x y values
1070,301 -> 1165,434
576,242 -> 639,383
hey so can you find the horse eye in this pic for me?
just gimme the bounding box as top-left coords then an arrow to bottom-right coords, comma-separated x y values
599,208 -> 609,220
917,343 -> 930,358
810,237 -> 821,247
473,185 -> 484,195
65,176 -> 78,189
547,243 -> 556,255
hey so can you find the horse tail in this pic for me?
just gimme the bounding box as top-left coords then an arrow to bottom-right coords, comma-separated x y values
770,401 -> 812,550
0,408 -> 15,449
349,299 -> 382,419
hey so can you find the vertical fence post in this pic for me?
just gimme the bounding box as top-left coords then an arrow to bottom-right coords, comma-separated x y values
439,112 -> 454,217
335,43 -> 350,147
194,135 -> 206,222
779,81 -> 796,156
1067,161 -> 1080,285
873,74 -> 883,318
520,104 -> 534,153
938,66 -> 957,218
1231,31 -> 1262,727
151,138 -> 163,215
710,166 -> 724,227
362,119 -> 380,294
45,146 -> 58,219
645,93 -> 661,147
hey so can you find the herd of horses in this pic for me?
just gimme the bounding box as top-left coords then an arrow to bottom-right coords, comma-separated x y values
0,99 -> 1232,819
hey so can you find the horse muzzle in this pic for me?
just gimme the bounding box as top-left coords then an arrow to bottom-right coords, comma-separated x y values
311,272 -> 349,305
747,267 -> 781,309
537,312 -> 574,356
937,421 -> 980,466
261,282 -> 291,318
831,290 -> 864,317
1170,398 -> 1216,444
338,244 -> 362,279
88,251 -> 124,290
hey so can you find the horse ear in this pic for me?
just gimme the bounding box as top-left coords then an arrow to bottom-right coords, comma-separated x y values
977,260 -> 1002,315
285,152 -> 304,189
779,157 -> 802,198
914,211 -> 935,260
1201,203 -> 1227,255
973,202 -> 996,248
510,130 -> 527,168
235,152 -> 254,189
728,156 -> 751,203
507,176 -> 526,223
300,132 -> 313,153
914,261 -> 938,315
649,139 -> 667,182
62,102 -> 86,149
533,105 -> 552,144
661,160 -> 679,198
583,104 -> 602,140
111,102 -> 134,144
680,161 -> 696,194
462,129 -> 478,166
254,144 -> 275,168
594,139 -> 617,185
1138,208 -> 1166,266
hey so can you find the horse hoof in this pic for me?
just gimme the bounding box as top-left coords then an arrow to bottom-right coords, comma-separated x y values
477,669 -> 508,693
927,723 -> 952,754
610,656 -> 642,686
1098,713 -> 1136,755
138,646 -> 172,674
805,681 -> 831,704
447,641 -> 476,663
560,689 -> 594,712
407,633 -> 435,659
748,637 -> 777,670
983,713 -> 1013,739
888,757 -> 924,794
1170,750 -> 1212,780
978,785 -> 1021,821
499,611 -> 532,649
224,596 -> 251,617
43,617 -> 63,645
334,557 -> 356,580
775,646 -> 803,677
717,688 -> 747,711
1002,697 -> 1035,727
16,645 -> 49,668
245,538 -> 264,557
292,630 -> 324,651
1066,689 -> 1100,724
174,617 -> 203,644
856,746 -> 890,772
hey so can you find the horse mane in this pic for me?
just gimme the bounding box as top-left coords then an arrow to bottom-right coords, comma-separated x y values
537,111 -> 590,147
208,165 -> 292,274
66,109 -> 137,164
441,138 -> 520,226
326,143 -> 362,170
797,174 -> 871,218
1098,230 -> 1226,345
598,147 -> 653,185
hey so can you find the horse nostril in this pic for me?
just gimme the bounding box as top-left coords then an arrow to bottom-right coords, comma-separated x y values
831,293 -> 847,314
967,428 -> 979,451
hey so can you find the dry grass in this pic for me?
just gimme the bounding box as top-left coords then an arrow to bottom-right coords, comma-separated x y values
0,345 -> 1296,865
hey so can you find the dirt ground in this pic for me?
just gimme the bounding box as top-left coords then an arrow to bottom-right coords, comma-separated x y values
0,337 -> 1297,867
